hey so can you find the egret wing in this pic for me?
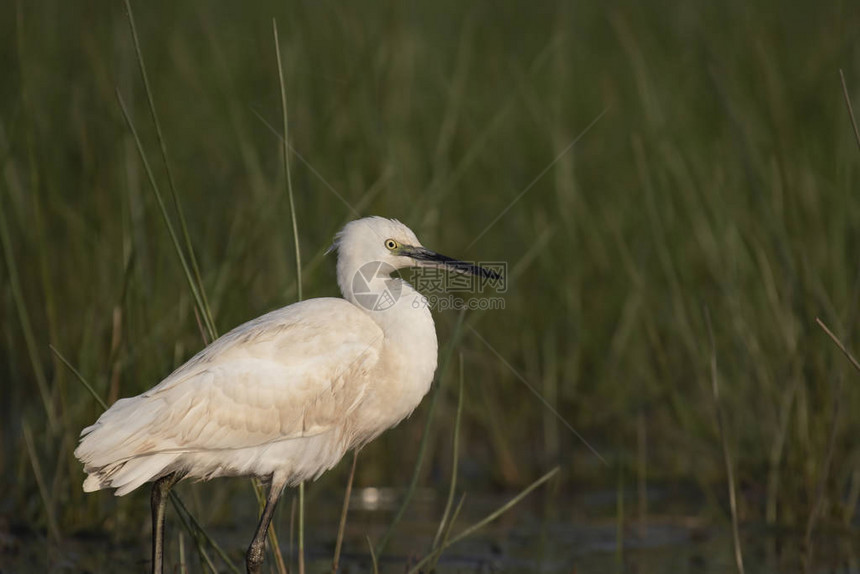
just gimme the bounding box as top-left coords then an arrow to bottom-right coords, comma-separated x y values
78,298 -> 383,466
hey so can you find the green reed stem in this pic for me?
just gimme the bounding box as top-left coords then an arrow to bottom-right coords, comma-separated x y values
23,420 -> 61,541
171,492 -> 241,574
431,492 -> 466,569
375,308 -> 468,557
817,318 -> 860,373
169,494 -> 221,574
331,450 -> 359,573
50,345 -> 108,411
123,0 -> 216,341
366,535 -> 379,574
433,353 -> 464,549
115,91 -> 213,341
407,467 -> 560,574
706,309 -> 745,574
273,18 -> 302,303
840,70 -> 860,153
273,18 -> 304,574
0,188 -> 57,432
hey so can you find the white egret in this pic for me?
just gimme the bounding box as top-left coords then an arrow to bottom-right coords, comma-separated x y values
74,216 -> 498,574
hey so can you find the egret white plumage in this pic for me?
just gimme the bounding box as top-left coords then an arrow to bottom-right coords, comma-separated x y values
74,216 -> 498,574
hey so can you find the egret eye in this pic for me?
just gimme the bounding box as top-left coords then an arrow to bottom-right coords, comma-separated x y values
385,239 -> 399,251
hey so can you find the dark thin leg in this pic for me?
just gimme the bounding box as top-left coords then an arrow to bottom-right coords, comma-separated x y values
247,475 -> 288,574
151,473 -> 181,574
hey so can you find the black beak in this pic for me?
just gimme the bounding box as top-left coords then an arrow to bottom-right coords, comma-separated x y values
405,246 -> 501,280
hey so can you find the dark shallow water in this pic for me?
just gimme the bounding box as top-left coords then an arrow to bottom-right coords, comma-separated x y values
3,485 -> 859,573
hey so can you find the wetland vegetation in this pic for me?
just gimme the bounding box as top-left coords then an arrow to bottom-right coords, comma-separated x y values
2,0 -> 860,571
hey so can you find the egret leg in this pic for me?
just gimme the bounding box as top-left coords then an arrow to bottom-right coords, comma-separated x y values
151,472 -> 181,574
246,474 -> 288,574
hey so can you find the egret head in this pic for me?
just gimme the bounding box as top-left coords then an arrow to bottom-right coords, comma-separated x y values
332,216 -> 499,276
331,217 -> 499,311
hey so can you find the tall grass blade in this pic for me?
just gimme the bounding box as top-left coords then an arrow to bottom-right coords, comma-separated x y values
802,374 -> 843,572
407,466 -> 560,574
50,345 -> 108,411
331,450 -> 358,574
178,531 -> 187,574
467,324 -> 606,465
438,494 -> 467,559
123,0 -> 216,339
706,309 -> 745,574
115,90 -> 213,342
0,187 -> 57,432
816,318 -> 860,373
22,421 -> 60,541
432,353 -> 464,548
805,318 -> 854,570
273,18 -> 304,574
169,494 -> 221,574
297,481 -> 305,574
425,493 -> 467,573
424,356 -> 466,573
170,491 -> 241,574
268,510 -> 288,574
366,535 -> 379,574
636,411 -> 647,529
273,19 -> 302,302
289,495 -> 296,566
616,465 -> 624,569
375,308 -> 468,557
840,70 -> 860,152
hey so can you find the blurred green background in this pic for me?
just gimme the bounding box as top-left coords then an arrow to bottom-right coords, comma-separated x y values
2,0 -> 860,570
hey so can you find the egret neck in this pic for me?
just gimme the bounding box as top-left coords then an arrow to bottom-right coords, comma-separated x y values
337,255 -> 439,423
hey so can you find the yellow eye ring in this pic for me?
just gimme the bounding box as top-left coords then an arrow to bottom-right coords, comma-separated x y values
384,239 -> 399,251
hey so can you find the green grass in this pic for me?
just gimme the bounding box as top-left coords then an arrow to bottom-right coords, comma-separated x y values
2,0 -> 860,570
